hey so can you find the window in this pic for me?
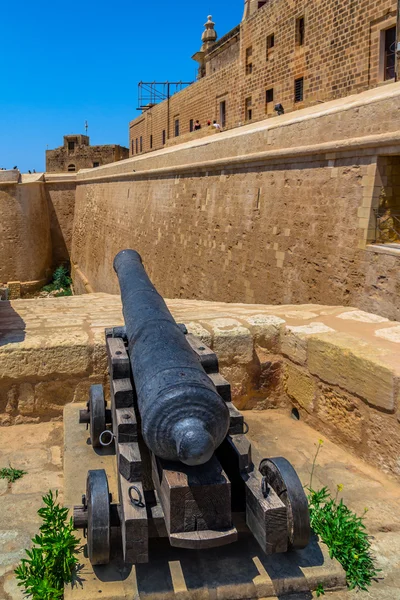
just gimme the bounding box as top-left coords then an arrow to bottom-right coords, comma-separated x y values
245,97 -> 252,121
294,77 -> 304,102
258,0 -> 267,7
175,119 -> 180,137
136,138 -> 138,153
220,101 -> 226,128
384,26 -> 396,80
266,34 -> 274,60
68,141 -> 75,152
266,88 -> 274,103
140,136 -> 143,152
131,140 -> 134,154
162,130 -> 166,145
93,162 -> 100,168
189,119 -> 194,132
245,46 -> 253,75
150,134 -> 153,149
67,164 -> 75,172
296,17 -> 305,46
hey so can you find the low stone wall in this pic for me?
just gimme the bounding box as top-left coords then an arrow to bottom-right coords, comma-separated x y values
1,295 -> 400,479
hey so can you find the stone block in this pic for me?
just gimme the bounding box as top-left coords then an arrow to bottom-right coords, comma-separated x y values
337,310 -> 389,323
0,330 -> 91,379
316,384 -> 363,444
243,314 -> 285,351
308,333 -> 397,412
7,282 -> 21,300
284,361 -> 316,412
210,318 -> 253,364
34,380 -> 78,417
185,321 -> 212,346
365,412 -> 400,477
17,383 -> 35,415
281,322 -> 335,366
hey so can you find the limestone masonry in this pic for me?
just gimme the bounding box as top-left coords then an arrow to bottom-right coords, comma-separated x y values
2,295 -> 400,480
129,0 -> 397,154
46,134 -> 129,173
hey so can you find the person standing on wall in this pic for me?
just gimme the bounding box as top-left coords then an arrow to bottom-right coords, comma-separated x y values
194,120 -> 201,130
213,120 -> 222,131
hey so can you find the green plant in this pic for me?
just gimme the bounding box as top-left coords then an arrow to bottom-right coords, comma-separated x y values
15,490 -> 80,600
42,265 -> 72,296
0,465 -> 26,483
307,441 -> 380,591
315,582 -> 325,597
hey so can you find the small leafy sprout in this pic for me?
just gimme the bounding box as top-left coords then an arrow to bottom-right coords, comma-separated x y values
316,582 -> 325,596
0,465 -> 26,483
15,490 -> 81,600
42,265 -> 72,297
307,444 -> 380,591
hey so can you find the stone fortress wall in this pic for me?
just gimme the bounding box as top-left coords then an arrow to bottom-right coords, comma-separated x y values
71,83 -> 400,321
129,0 -> 396,155
0,171 -> 76,292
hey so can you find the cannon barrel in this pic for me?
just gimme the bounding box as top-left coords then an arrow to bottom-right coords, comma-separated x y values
113,249 -> 229,466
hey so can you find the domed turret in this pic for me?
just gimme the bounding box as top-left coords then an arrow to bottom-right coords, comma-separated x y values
201,15 -> 217,50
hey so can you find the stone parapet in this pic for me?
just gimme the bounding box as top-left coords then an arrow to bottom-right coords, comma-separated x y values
1,295 -> 400,478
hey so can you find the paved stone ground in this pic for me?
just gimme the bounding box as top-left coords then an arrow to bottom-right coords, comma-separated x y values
0,422 -> 63,599
1,412 -> 400,598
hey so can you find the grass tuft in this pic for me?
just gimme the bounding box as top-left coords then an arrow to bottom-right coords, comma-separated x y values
15,490 -> 81,600
307,440 -> 380,591
0,466 -> 26,483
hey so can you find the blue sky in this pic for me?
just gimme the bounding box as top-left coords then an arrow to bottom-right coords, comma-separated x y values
0,0 -> 243,173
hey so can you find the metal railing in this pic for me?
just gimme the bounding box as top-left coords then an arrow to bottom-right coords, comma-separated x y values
373,209 -> 400,243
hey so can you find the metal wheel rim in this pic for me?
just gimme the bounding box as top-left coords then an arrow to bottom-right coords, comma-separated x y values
259,456 -> 310,549
86,469 -> 110,565
89,384 -> 106,448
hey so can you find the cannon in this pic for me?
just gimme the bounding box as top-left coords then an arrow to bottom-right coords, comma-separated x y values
75,249 -> 310,566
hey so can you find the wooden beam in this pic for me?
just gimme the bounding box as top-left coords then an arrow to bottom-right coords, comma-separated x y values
106,337 -> 130,380
118,475 -> 148,563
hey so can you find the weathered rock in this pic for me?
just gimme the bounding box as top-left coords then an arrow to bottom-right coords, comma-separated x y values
285,361 -> 316,412
281,322 -> 335,365
243,314 -> 285,351
316,384 -> 363,444
210,318 -> 253,364
308,333 -> 398,411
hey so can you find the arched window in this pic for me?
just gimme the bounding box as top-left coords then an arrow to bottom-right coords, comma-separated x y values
68,164 -> 76,172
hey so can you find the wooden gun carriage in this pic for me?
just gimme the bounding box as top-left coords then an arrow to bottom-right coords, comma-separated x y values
74,249 -> 310,565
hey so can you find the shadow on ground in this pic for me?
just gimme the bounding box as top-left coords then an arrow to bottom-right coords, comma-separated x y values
0,302 -> 25,346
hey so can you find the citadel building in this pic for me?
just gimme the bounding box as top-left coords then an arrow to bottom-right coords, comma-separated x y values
46,135 -> 129,173
129,0 -> 398,154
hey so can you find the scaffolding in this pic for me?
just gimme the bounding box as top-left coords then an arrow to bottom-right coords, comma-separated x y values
137,81 -> 193,111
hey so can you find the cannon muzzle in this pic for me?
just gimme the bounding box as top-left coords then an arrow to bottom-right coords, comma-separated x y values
113,249 -> 229,465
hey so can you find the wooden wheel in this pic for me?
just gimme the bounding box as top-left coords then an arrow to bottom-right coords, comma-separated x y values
89,385 -> 106,448
259,457 -> 310,550
86,469 -> 110,565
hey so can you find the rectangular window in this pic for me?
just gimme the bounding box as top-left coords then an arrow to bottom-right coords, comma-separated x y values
294,77 -> 304,102
131,140 -> 134,154
266,34 -> 274,60
189,119 -> 194,132
136,138 -> 138,153
162,130 -> 166,145
219,101 -> 226,128
140,136 -> 143,152
296,17 -> 305,46
150,135 -> 153,149
68,141 -> 75,151
245,97 -> 252,121
384,26 -> 396,80
175,119 -> 180,137
266,88 -> 274,103
93,162 -> 100,168
245,46 -> 253,75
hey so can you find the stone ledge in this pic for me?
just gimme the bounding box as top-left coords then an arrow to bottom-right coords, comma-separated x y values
2,295 -> 400,477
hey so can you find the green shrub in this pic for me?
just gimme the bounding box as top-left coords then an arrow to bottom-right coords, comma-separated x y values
42,265 -> 72,296
308,441 -> 380,591
15,490 -> 80,600
0,465 -> 26,483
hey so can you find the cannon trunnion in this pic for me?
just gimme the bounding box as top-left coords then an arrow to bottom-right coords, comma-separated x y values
74,250 -> 310,566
